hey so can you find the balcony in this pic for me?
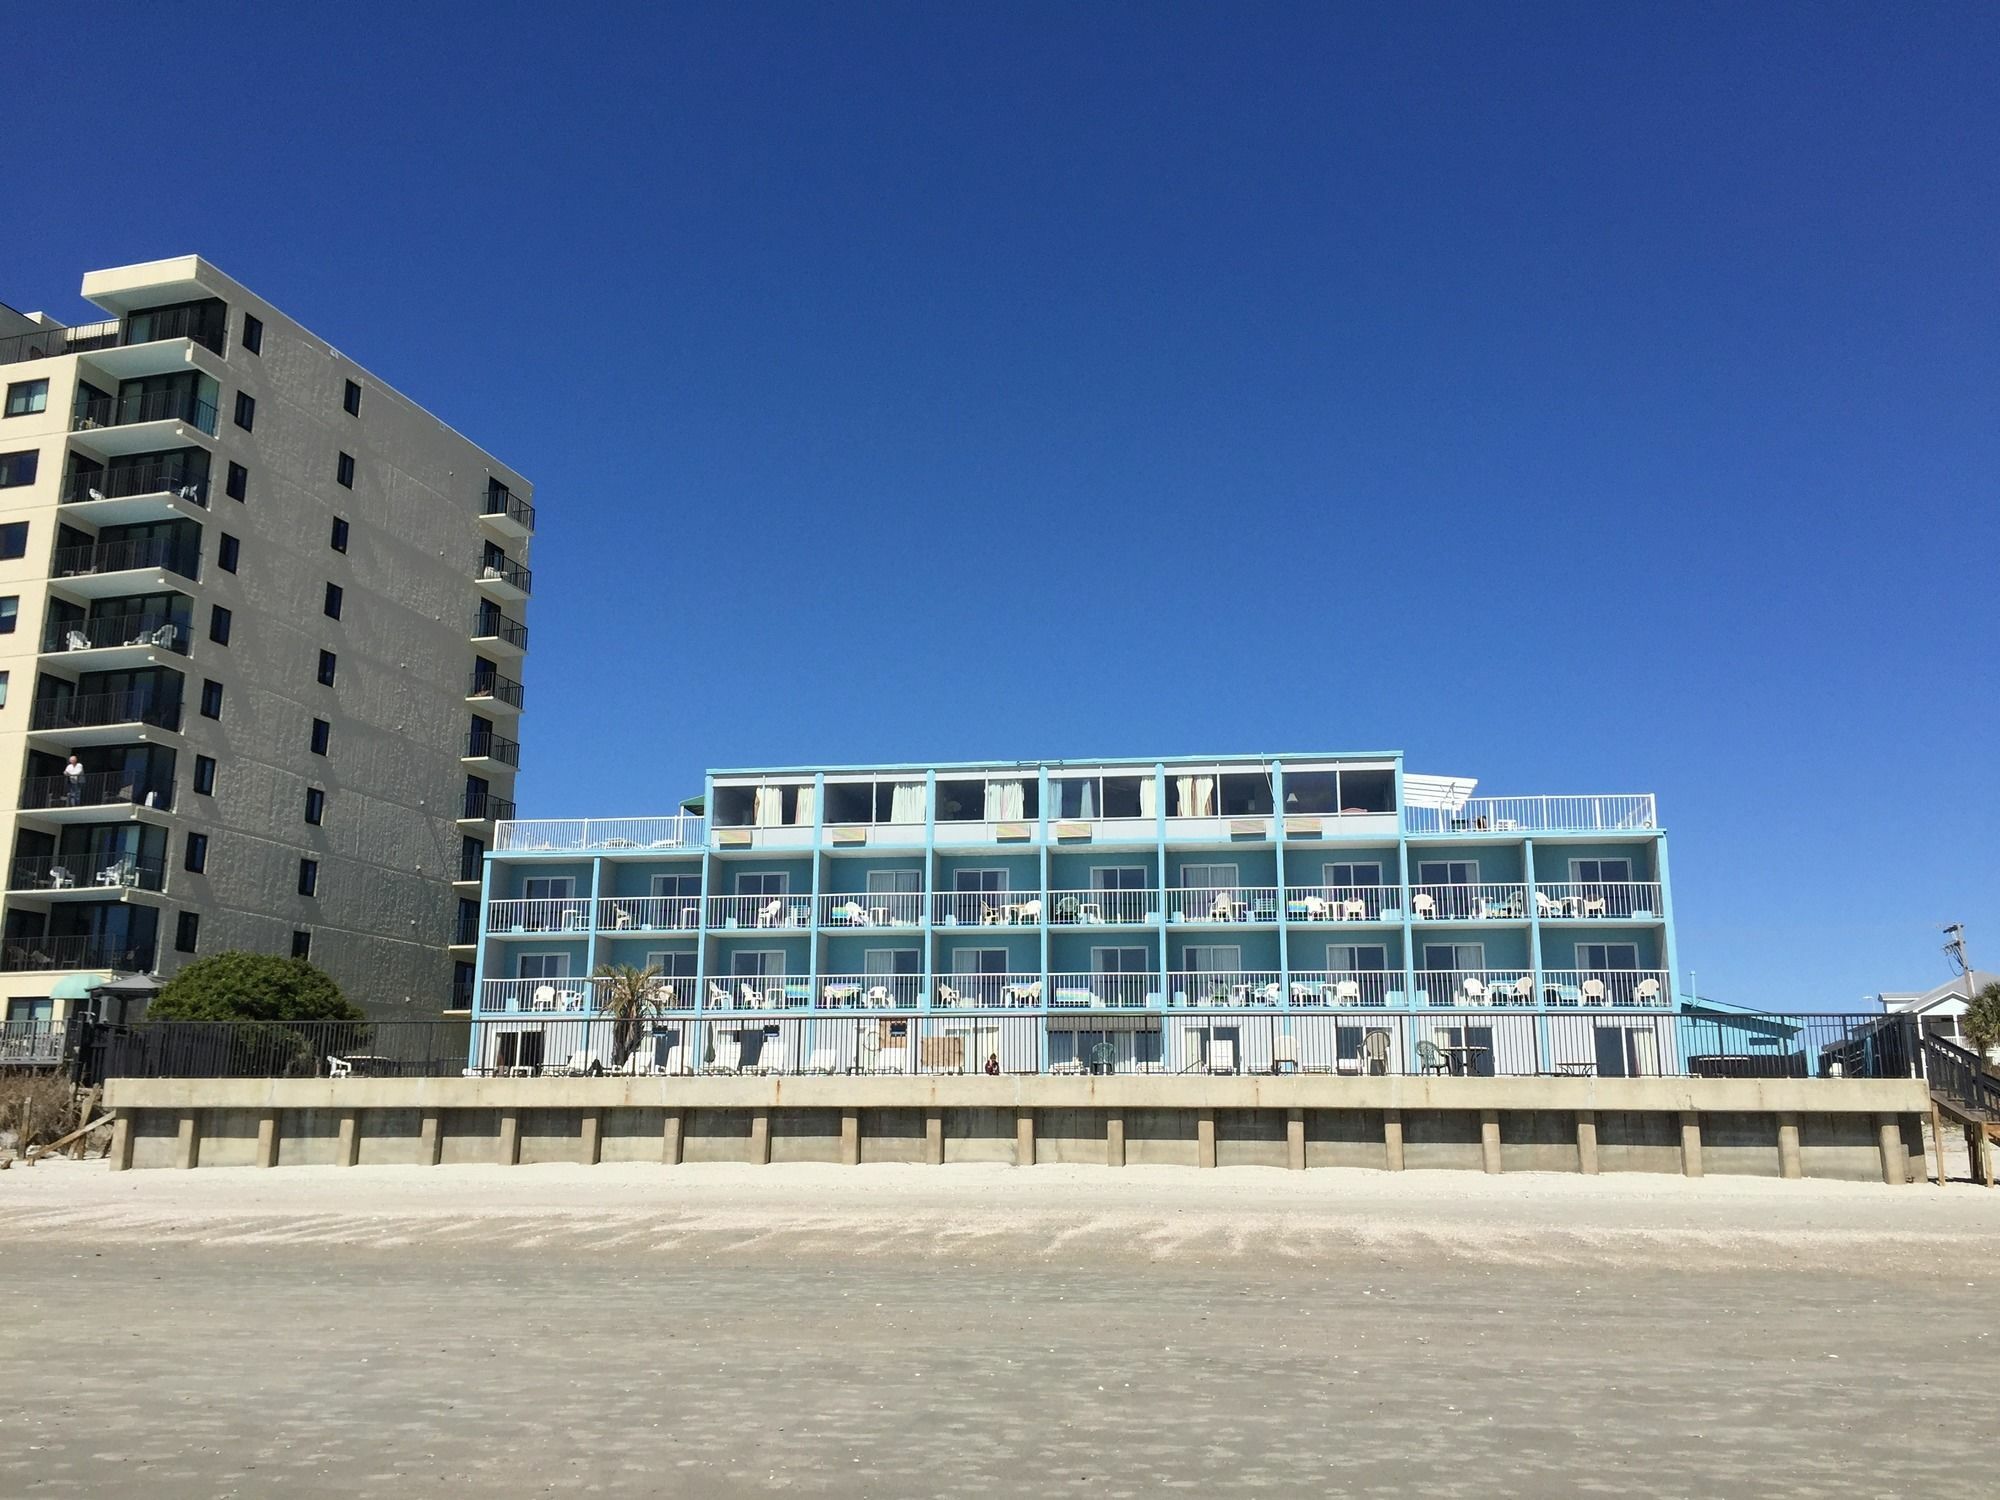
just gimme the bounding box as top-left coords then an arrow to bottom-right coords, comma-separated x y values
7,853 -> 166,897
470,610 -> 528,657
1404,795 -> 1658,835
0,307 -> 223,371
494,816 -> 705,853
49,536 -> 200,595
462,727 -> 521,771
452,911 -> 479,946
817,892 -> 924,928
61,459 -> 209,521
934,973 -> 1044,1008
1532,883 -> 1664,921
598,896 -> 701,933
1284,884 -> 1403,923
706,894 -> 812,930
29,689 -> 182,742
476,976 -> 618,1015
466,667 -> 524,713
20,770 -> 173,820
458,790 -> 517,825
1165,886 -> 1281,924
815,974 -> 926,1010
485,898 -> 592,935
0,936 -> 156,973
1048,972 -> 1155,1009
932,892 -> 1041,927
474,552 -> 531,601
0,1020 -> 65,1068
1283,969 -> 1398,1008
1538,969 -> 1671,1008
1167,971 -> 1284,1008
0,319 -> 118,368
43,611 -> 189,665
1408,883 -> 1529,921
71,388 -> 218,450
1046,888 -> 1159,926
1414,968 -> 1540,1008
479,483 -> 535,539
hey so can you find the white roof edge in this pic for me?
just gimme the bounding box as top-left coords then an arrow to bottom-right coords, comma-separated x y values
1401,773 -> 1478,810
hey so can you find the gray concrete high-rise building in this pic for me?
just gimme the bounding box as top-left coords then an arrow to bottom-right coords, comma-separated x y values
0,256 -> 531,1031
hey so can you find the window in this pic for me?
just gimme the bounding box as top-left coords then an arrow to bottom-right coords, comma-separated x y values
297,858 -> 319,896
197,679 -> 222,718
184,832 -> 208,873
1422,942 -> 1485,972
452,960 -> 476,1008
522,876 -> 575,901
952,868 -> 1008,896
175,911 -> 200,954
323,583 -> 343,620
342,379 -> 362,416
1325,862 -> 1384,888
335,452 -> 354,488
240,314 -> 263,354
208,605 -> 232,645
232,391 -> 255,431
217,533 -> 239,572
4,380 -> 48,417
0,597 -> 15,634
1570,858 -> 1633,884
193,755 -> 216,795
519,952 -> 571,981
291,929 -> 312,960
1326,943 -> 1389,972
1183,945 -> 1241,975
304,787 -> 325,825
330,516 -> 348,552
734,871 -> 789,897
0,670 -> 9,708
459,835 -> 484,882
645,951 -> 698,981
310,717 -> 330,755
0,523 -> 21,561
729,950 -> 785,979
0,452 -> 38,488
316,649 -> 337,686
226,462 -> 247,501
1576,942 -> 1640,971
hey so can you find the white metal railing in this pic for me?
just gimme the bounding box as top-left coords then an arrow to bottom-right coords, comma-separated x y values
1165,886 -> 1281,923
706,894 -> 813,929
702,976 -> 812,1010
493,815 -> 707,852
933,973 -> 1045,1008
1284,970 -> 1397,1007
1413,968 -> 1539,1007
818,892 -> 925,928
485,898 -> 593,935
1531,883 -> 1664,920
1167,970 -> 1284,1008
1403,795 -> 1657,835
1407,883 -> 1529,921
1538,969 -> 1671,1008
1048,972 -> 1157,1009
1046,888 -> 1159,925
0,1020 -> 64,1065
1283,885 -> 1402,922
478,976 -> 611,1014
814,974 -> 926,1010
932,892 -> 1043,927
595,896 -> 701,932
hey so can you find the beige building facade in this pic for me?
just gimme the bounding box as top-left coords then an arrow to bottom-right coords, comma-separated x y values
0,256 -> 531,1026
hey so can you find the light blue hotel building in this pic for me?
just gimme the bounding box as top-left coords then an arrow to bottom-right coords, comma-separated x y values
469,753 -> 1677,1078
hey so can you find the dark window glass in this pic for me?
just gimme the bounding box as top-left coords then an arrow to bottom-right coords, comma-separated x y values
0,451 -> 38,488
323,583 -> 343,620
305,787 -> 325,825
335,451 -> 354,488
240,314 -> 263,354
233,392 -> 255,431
184,832 -> 208,873
226,462 -> 247,501
218,533 -> 239,572
298,858 -> 318,897
175,911 -> 200,953
0,597 -> 15,635
310,718 -> 330,755
330,517 -> 348,552
4,380 -> 49,417
208,605 -> 232,645
194,755 -> 216,795
0,523 -> 25,560
316,649 -> 337,686
200,679 -> 223,718
342,379 -> 362,417
291,929 -> 312,960
459,835 -> 484,882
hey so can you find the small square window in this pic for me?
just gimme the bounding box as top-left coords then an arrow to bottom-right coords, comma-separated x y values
291,929 -> 312,960
0,522 -> 26,559
240,314 -> 263,354
226,462 -> 247,502
233,391 -> 255,431
323,583 -> 343,620
208,604 -> 232,645
330,517 -> 348,553
194,754 -> 216,795
218,533 -> 239,573
184,831 -> 208,873
4,379 -> 48,417
200,679 -> 224,719
305,787 -> 325,825
335,451 -> 354,488
316,649 -> 337,687
310,717 -> 330,756
0,597 -> 16,635
175,911 -> 201,954
342,379 -> 362,417
298,858 -> 319,897
0,452 -> 38,488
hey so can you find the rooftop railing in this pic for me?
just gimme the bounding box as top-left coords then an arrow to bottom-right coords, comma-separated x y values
0,306 -> 226,369
0,319 -> 119,368
1403,795 -> 1657,835
493,816 -> 707,852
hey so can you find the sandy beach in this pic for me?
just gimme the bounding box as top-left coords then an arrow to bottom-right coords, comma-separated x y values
3,1162 -> 1997,1497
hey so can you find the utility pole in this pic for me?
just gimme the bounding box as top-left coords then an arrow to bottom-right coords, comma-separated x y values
1944,924 -> 1974,1046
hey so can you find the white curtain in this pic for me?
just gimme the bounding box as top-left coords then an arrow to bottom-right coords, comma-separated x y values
890,782 -> 925,824
790,785 -> 814,826
753,786 -> 782,826
1194,776 -> 1215,816
1175,777 -> 1194,817
1139,776 -> 1157,819
1078,780 -> 1096,820
987,780 -> 1025,820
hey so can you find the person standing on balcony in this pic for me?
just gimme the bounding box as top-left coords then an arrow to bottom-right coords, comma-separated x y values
63,754 -> 84,805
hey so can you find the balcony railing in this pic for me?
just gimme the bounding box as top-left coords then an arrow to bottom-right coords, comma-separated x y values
0,1020 -> 65,1066
467,668 -> 524,708
29,690 -> 182,733
485,898 -> 592,934
933,891 -> 1042,926
493,816 -> 705,852
21,770 -> 173,813
0,319 -> 117,367
1537,969 -> 1671,1008
43,612 -> 188,656
1048,972 -> 1156,1009
116,303 -> 229,354
598,896 -> 701,932
477,554 -> 532,592
460,790 -> 517,822
815,974 -> 926,1010
1167,971 -> 1285,1008
703,977 -> 811,1010
1046,888 -> 1159,925
818,892 -> 924,928
934,973 -> 1044,1008
477,976 -> 613,1014
1414,968 -> 1539,1007
472,610 -> 528,648
1165,886 -> 1281,923
1408,883 -> 1529,921
8,853 -> 165,893
1531,883 -> 1664,920
1404,795 -> 1658,835
1284,969 -> 1397,1007
453,911 -> 480,945
63,461 -> 209,507
1284,884 -> 1402,922
0,936 -> 155,973
464,728 -> 520,767
51,536 -> 200,582
706,894 -> 812,930
480,484 -> 536,532
73,389 -> 218,435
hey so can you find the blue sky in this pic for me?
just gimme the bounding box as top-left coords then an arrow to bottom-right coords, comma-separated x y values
8,3 -> 1996,1008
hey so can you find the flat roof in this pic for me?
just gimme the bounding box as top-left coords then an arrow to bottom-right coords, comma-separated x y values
709,752 -> 1405,777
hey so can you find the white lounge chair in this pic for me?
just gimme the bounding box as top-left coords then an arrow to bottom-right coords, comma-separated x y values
737,982 -> 765,1009
1501,975 -> 1534,1006
1580,896 -> 1608,918
1010,899 -> 1042,925
327,1056 -> 353,1079
1295,895 -> 1328,921
564,1051 -> 603,1076
832,900 -> 868,925
64,629 -> 88,651
1338,898 -> 1368,921
1533,891 -> 1564,918
864,985 -> 893,1008
611,907 -> 634,930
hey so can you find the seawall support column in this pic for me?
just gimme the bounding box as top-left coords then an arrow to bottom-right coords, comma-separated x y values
840,1111 -> 860,1166
420,1111 -> 443,1166
337,1110 -> 360,1167
1196,1108 -> 1216,1169
1106,1110 -> 1126,1168
255,1110 -> 279,1169
1877,1114 -> 1907,1186
750,1109 -> 771,1166
498,1110 -> 521,1166
581,1109 -> 603,1166
1480,1109 -> 1502,1174
1286,1107 -> 1305,1171
1679,1110 -> 1703,1178
925,1110 -> 944,1166
174,1112 -> 200,1170
1776,1113 -> 1802,1180
1575,1110 -> 1599,1175
1383,1109 -> 1405,1171
108,1112 -> 133,1171
662,1108 -> 684,1166
1015,1110 -> 1035,1167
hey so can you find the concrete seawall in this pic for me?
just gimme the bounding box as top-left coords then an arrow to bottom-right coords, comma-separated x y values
102,1075 -> 1930,1183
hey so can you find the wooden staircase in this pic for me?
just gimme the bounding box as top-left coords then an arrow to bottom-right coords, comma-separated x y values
1921,1034 -> 2000,1187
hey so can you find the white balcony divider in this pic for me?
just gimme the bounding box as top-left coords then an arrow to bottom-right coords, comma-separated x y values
933,973 -> 1044,1008
1163,886 -> 1281,923
813,974 -> 926,1010
1045,888 -> 1160,925
595,896 -> 701,932
1537,969 -> 1672,1008
1412,968 -> 1540,1007
1402,795 -> 1656,835
1530,883 -> 1664,920
1283,885 -> 1402,922
485,898 -> 594,935
1047,972 -> 1157,1008
1166,970 -> 1284,1008
1407,883 -> 1529,920
817,892 -> 925,928
493,815 -> 707,852
706,894 -> 813,930
931,892 -> 1043,927
1283,970 -> 1397,1007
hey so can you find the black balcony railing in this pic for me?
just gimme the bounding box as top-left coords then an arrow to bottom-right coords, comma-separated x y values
465,728 -> 521,767
467,668 -> 525,708
63,460 -> 210,507
28,690 -> 182,734
8,853 -> 166,894
119,304 -> 228,355
477,553 -> 532,593
0,936 -> 156,974
453,911 -> 481,945
472,611 -> 528,649
481,483 -> 536,532
0,321 -> 119,369
50,536 -> 200,582
72,389 -> 218,435
462,790 -> 518,822
42,612 -> 189,656
21,770 -> 174,813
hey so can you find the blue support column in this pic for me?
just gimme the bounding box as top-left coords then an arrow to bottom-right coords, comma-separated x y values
808,773 -> 825,1013
583,856 -> 604,999
1036,763 -> 1050,1010
1272,760 -> 1290,1012
1153,761 -> 1169,1014
922,770 -> 938,1014
693,774 -> 714,1027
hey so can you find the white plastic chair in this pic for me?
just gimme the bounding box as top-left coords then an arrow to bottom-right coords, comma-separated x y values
530,985 -> 557,1012
936,982 -> 963,1007
756,898 -> 784,927
708,982 -> 733,1008
1631,977 -> 1662,1006
1580,979 -> 1608,1005
1461,977 -> 1487,1005
1410,893 -> 1436,919
1334,979 -> 1362,1006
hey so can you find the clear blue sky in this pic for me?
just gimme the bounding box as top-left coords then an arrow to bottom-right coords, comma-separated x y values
9,3 -> 1997,1009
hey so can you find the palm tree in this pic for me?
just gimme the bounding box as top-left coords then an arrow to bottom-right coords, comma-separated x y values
592,962 -> 664,1068
1965,981 -> 2000,1067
